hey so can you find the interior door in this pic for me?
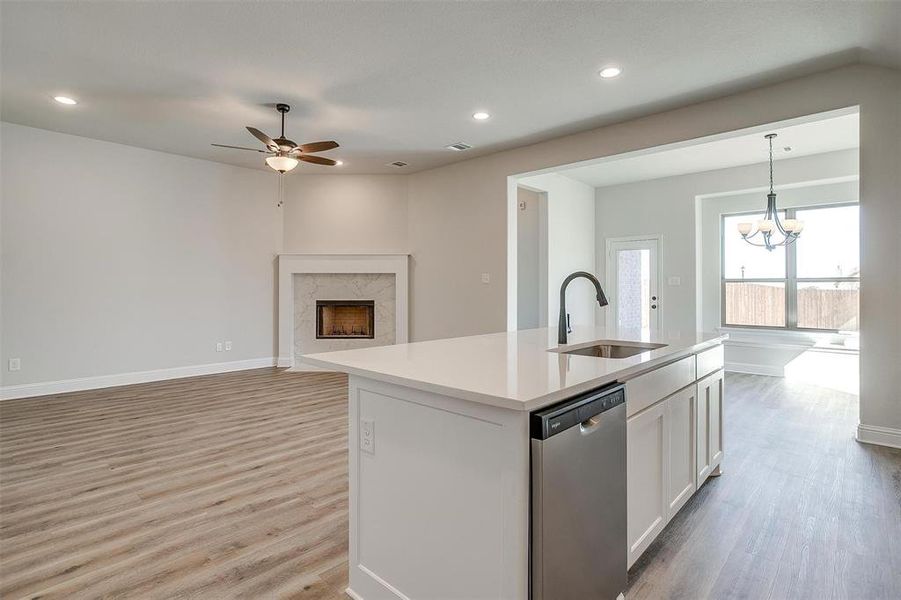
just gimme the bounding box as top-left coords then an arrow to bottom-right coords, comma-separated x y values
607,238 -> 660,333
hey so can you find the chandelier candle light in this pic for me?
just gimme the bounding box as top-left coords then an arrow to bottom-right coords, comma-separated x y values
737,133 -> 804,251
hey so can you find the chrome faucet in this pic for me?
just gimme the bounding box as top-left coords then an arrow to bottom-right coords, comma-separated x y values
558,271 -> 609,345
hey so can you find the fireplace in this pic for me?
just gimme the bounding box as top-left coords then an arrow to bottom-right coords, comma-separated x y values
316,300 -> 375,339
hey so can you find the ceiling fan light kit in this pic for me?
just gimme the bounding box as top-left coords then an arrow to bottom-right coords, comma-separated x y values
266,155 -> 299,173
737,133 -> 804,251
212,103 -> 339,173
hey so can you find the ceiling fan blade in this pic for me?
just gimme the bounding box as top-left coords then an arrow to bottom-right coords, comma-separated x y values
299,154 -> 338,166
296,140 -> 339,154
211,143 -> 268,153
246,126 -> 278,150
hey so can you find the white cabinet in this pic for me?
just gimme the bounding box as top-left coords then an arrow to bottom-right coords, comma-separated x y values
696,368 -> 725,485
627,401 -> 667,567
626,354 -> 726,569
665,385 -> 696,516
626,384 -> 699,568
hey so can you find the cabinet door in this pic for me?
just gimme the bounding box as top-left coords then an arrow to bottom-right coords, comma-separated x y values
665,386 -> 696,517
627,401 -> 667,568
696,369 -> 725,485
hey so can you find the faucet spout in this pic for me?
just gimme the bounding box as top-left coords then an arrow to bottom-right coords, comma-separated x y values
558,271 -> 608,345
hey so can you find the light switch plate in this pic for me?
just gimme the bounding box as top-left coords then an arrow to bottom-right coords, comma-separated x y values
481,272 -> 490,284
216,342 -> 223,352
668,276 -> 681,286
224,341 -> 233,351
360,420 -> 375,454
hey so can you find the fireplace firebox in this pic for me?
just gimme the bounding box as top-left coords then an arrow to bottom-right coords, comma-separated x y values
316,300 -> 375,339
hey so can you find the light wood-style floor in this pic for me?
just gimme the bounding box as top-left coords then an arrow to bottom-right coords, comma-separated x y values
2,369 -> 899,599
1,369 -> 349,599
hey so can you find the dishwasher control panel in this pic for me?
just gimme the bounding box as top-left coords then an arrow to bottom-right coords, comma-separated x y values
530,384 -> 625,440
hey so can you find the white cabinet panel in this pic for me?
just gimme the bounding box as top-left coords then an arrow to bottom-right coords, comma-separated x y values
709,370 -> 724,467
696,345 -> 725,380
626,355 -> 696,417
665,386 -> 696,516
627,401 -> 667,568
696,369 -> 725,485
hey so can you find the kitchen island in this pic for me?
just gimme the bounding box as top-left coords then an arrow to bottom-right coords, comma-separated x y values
302,326 -> 727,600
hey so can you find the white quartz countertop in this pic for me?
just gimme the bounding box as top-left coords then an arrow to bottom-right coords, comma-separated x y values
301,326 -> 728,411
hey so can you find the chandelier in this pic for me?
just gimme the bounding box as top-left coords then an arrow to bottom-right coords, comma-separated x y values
737,133 -> 804,251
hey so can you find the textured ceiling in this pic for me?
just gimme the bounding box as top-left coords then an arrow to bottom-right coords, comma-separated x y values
1,1 -> 899,174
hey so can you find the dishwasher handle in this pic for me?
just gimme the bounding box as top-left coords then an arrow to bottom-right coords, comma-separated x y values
579,415 -> 603,434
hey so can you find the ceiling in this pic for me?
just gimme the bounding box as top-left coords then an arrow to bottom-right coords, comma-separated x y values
1,2 -> 898,174
559,112 -> 860,188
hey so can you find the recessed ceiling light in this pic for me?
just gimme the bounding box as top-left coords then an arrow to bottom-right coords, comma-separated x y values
782,146 -> 793,153
598,66 -> 622,79
472,112 -> 490,121
335,160 -> 344,166
53,96 -> 77,105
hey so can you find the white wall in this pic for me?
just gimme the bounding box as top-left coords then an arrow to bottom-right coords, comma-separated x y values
516,187 -> 541,329
593,148 -> 859,334
282,174 -> 408,254
517,173 -> 596,329
405,64 -> 899,435
1,122 -> 282,389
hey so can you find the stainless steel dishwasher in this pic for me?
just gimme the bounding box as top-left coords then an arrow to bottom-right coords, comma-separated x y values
530,382 -> 627,600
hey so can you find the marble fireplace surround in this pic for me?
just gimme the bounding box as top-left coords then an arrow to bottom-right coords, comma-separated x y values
277,254 -> 409,367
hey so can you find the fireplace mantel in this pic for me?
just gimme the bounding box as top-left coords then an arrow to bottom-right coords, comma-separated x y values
277,254 -> 409,367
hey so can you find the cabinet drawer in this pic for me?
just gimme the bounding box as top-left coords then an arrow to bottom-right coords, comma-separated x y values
626,355 -> 695,418
696,345 -> 724,379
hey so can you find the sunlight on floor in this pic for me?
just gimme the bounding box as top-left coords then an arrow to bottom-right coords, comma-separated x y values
784,349 -> 859,395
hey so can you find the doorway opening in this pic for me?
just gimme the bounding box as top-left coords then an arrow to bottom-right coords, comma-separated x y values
507,106 -> 860,397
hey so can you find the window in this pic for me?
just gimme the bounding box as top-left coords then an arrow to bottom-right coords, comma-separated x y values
721,203 -> 859,332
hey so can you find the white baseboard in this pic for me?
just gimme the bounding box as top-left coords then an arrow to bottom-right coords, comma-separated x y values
279,356 -> 340,373
856,424 -> 901,449
725,361 -> 785,377
0,357 -> 276,401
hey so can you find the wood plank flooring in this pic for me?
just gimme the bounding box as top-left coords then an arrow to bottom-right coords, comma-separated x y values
2,369 -> 899,599
1,369 -> 349,600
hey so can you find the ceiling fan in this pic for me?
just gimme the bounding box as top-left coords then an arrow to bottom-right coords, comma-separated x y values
212,103 -> 339,173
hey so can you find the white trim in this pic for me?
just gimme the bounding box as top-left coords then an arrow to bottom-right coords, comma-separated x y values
0,357 -> 276,401
277,254 -> 410,368
856,424 -> 901,450
725,361 -> 784,377
725,338 -> 812,352
506,176 -> 519,331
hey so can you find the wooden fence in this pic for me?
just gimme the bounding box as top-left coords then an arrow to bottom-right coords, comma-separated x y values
725,283 -> 858,330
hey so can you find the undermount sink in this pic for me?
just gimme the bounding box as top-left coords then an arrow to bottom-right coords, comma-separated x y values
555,341 -> 667,359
